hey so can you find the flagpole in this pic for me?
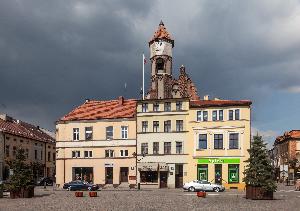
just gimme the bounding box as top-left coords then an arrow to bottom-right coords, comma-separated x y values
142,53 -> 145,100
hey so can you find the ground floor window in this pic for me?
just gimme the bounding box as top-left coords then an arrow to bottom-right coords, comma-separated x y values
140,171 -> 158,183
73,167 -> 93,183
197,164 -> 208,181
228,164 -> 239,183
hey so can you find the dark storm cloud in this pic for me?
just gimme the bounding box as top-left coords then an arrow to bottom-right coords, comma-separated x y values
0,0 -> 299,135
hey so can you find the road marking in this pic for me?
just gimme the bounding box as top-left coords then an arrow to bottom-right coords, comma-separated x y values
208,193 -> 220,196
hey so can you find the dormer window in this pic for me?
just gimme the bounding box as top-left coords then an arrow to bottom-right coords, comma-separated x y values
156,58 -> 165,74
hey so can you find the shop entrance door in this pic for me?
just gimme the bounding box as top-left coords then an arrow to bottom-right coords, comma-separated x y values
120,167 -> 128,182
105,167 -> 113,184
197,164 -> 208,181
215,164 -> 222,184
228,164 -> 239,183
175,164 -> 183,188
160,172 -> 168,188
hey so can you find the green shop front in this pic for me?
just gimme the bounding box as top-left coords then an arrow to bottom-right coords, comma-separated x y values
197,157 -> 245,190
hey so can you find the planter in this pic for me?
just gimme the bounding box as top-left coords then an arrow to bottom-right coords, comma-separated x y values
196,191 -> 206,198
75,192 -> 83,197
246,186 -> 273,200
89,192 -> 97,197
10,186 -> 34,199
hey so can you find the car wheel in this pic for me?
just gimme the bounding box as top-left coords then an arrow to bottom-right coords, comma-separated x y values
67,186 -> 72,191
188,186 -> 195,192
88,187 -> 92,191
213,187 -> 220,192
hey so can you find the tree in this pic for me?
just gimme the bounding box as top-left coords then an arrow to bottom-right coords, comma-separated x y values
243,135 -> 277,192
8,147 -> 33,192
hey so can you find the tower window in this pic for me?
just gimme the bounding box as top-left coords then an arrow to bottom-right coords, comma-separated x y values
156,58 -> 165,73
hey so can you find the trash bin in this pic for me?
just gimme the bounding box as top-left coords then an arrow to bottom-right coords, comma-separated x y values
0,180 -> 3,198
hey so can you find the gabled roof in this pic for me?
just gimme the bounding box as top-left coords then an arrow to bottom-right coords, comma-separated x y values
59,97 -> 137,122
275,130 -> 300,145
190,99 -> 252,108
0,115 -> 55,143
149,21 -> 174,46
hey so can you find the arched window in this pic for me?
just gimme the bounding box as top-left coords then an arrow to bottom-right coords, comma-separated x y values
156,58 -> 165,73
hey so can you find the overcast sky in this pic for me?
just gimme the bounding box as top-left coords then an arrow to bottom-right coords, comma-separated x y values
1,0 -> 300,147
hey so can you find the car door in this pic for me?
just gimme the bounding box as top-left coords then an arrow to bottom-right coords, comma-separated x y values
196,181 -> 204,190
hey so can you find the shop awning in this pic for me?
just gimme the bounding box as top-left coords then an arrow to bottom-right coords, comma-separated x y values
138,163 -> 158,171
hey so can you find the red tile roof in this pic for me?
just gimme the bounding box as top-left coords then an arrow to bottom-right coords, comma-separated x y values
149,21 -> 174,46
60,97 -> 137,121
275,130 -> 300,144
0,116 -> 55,143
190,99 -> 252,108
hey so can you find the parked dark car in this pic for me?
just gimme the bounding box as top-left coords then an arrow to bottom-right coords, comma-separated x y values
63,180 -> 99,191
36,177 -> 53,186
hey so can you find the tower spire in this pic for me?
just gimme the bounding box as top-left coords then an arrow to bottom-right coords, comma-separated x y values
159,20 -> 164,26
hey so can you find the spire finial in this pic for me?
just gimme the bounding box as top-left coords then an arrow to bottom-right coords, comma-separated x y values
159,20 -> 164,26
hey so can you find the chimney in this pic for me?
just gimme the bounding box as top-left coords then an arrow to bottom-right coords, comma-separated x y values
85,98 -> 90,103
37,126 -> 40,130
118,96 -> 124,106
204,95 -> 209,100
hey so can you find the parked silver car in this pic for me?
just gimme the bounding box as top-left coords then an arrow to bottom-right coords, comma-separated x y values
183,180 -> 225,192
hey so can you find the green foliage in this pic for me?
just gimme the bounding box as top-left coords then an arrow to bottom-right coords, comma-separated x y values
8,148 -> 33,191
243,135 -> 277,192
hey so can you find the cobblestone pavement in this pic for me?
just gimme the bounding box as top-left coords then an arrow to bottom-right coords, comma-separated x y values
0,185 -> 300,211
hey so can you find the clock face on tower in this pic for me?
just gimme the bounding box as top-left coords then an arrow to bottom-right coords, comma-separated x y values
150,40 -> 172,58
154,41 -> 165,55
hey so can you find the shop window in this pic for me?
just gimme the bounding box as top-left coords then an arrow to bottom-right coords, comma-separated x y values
164,120 -> 171,132
153,121 -> 159,132
142,121 -> 148,132
176,120 -> 183,132
197,164 -> 208,181
73,128 -> 79,141
164,102 -> 171,112
140,171 -> 158,183
153,142 -> 159,154
214,134 -> 223,149
229,133 -> 239,149
153,102 -> 159,112
121,126 -> 128,139
198,134 -> 207,149
228,164 -> 239,183
141,143 -> 148,155
85,127 -> 93,140
164,142 -> 171,154
106,126 -> 113,140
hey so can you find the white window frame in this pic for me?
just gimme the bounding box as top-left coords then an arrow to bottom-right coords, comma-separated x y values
84,150 -> 93,158
121,126 -> 128,139
105,149 -> 114,158
72,151 -> 80,158
73,128 -> 79,141
120,149 -> 129,157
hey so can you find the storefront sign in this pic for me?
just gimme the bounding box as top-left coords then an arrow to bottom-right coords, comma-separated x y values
104,163 -> 114,167
198,158 -> 240,164
129,176 -> 136,180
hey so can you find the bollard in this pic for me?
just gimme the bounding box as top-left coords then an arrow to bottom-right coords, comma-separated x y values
137,183 -> 140,190
0,180 -> 3,198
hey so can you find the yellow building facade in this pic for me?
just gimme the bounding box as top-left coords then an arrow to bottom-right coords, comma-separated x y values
185,101 -> 251,190
56,97 -> 137,187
